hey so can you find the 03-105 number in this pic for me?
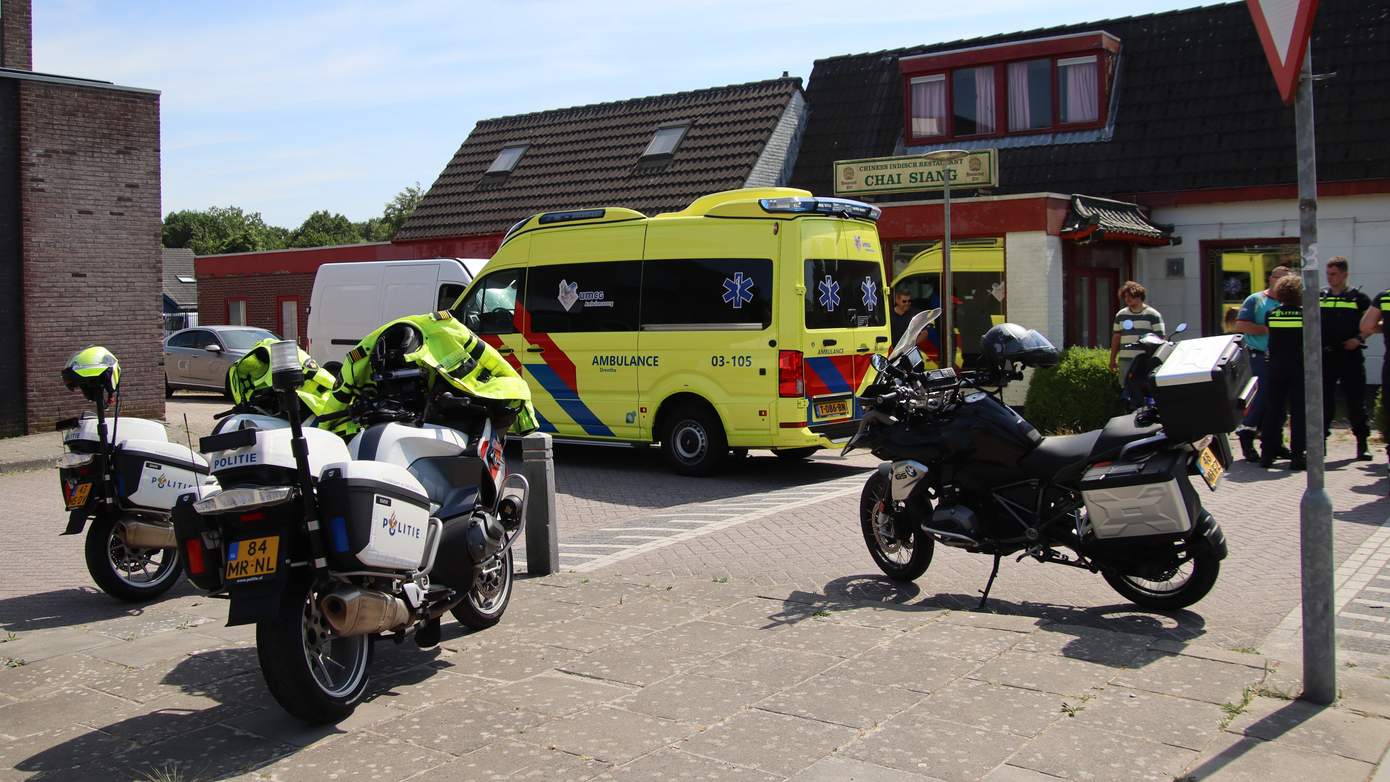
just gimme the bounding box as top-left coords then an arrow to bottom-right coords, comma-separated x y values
710,355 -> 753,368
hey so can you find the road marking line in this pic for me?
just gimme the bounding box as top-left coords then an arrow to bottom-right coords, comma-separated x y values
608,535 -> 667,540
1341,611 -> 1389,624
597,527 -> 692,533
560,543 -> 629,549
571,482 -> 864,573
1361,586 -> 1390,594
1353,598 -> 1390,609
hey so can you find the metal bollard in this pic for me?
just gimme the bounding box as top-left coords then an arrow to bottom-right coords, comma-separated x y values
521,432 -> 559,576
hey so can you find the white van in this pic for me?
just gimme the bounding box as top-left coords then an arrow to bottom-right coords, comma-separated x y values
306,258 -> 488,369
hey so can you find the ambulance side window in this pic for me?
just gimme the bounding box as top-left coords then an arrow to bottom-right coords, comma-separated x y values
640,259 -> 773,330
526,261 -> 641,333
461,270 -> 524,335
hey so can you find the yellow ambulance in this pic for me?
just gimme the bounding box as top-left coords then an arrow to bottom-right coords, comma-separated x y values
890,237 -> 1006,369
452,188 -> 891,475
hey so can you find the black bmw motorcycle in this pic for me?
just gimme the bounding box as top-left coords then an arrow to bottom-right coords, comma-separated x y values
847,310 -> 1245,610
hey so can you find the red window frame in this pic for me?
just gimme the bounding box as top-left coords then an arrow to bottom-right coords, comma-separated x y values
275,295 -> 301,344
226,296 -> 249,326
900,32 -> 1119,145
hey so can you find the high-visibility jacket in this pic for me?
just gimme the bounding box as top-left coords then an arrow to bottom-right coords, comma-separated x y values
1318,286 -> 1369,350
227,338 -> 340,418
1266,304 -> 1304,369
334,311 -> 537,435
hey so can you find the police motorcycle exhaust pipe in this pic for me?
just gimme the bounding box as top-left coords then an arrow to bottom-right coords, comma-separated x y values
321,586 -> 411,637
54,347 -> 217,603
846,309 -> 1235,612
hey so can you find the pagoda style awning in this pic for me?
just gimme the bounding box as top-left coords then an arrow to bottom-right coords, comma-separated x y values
1060,195 -> 1177,246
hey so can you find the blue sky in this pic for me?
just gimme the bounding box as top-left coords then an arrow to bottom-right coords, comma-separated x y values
35,0 -> 1212,228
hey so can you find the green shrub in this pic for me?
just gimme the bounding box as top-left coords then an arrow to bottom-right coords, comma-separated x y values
1376,386 -> 1387,442
1024,347 -> 1124,435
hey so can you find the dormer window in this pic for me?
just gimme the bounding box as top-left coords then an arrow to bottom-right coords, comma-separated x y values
642,123 -> 689,159
901,31 -> 1117,144
487,144 -> 528,175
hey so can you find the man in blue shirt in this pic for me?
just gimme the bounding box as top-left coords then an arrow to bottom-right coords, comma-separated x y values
1233,265 -> 1291,462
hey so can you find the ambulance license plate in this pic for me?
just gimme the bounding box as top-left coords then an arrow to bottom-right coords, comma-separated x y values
813,397 -> 851,422
226,535 -> 280,581
64,482 -> 91,510
1196,446 -> 1224,491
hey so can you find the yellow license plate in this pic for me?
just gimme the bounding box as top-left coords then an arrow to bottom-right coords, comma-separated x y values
814,398 -> 851,421
226,535 -> 280,581
1196,446 -> 1224,490
64,483 -> 92,510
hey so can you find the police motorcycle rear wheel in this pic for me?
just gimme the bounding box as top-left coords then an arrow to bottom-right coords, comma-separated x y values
451,547 -> 514,631
83,514 -> 183,602
257,573 -> 372,724
859,471 -> 934,582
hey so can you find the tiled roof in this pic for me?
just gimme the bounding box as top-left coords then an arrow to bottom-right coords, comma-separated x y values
162,247 -> 197,310
789,2 -> 1390,199
1060,195 -> 1174,245
398,77 -> 803,240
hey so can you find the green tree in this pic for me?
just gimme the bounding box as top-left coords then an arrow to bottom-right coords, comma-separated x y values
288,210 -> 360,248
379,182 -> 424,239
162,206 -> 288,255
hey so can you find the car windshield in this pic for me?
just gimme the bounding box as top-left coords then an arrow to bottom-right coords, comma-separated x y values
218,329 -> 276,350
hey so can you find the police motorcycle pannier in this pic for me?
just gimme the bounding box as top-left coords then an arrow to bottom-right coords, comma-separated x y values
316,461 -> 436,572
1151,334 -> 1254,442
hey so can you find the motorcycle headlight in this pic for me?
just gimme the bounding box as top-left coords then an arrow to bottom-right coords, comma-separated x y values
192,486 -> 294,515
56,452 -> 95,469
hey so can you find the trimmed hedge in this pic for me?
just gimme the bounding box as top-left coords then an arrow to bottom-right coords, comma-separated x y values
1023,347 -> 1125,435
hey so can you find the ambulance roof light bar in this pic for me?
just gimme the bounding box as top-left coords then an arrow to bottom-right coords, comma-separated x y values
759,197 -> 881,221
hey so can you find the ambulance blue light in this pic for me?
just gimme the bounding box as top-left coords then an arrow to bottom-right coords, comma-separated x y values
539,209 -> 606,225
759,197 -> 880,221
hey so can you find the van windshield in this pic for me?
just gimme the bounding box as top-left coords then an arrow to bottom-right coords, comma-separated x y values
803,259 -> 887,329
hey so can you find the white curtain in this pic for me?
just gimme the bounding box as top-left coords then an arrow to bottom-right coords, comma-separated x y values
1062,58 -> 1099,123
911,77 -> 946,136
1007,61 -> 1032,131
975,67 -> 996,133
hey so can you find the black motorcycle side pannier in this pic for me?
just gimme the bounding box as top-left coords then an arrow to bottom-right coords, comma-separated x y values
1151,335 -> 1253,441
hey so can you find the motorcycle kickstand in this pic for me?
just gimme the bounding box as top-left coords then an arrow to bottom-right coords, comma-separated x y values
977,554 -> 1001,610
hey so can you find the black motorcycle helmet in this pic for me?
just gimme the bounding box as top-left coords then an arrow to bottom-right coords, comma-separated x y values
371,322 -> 424,374
979,323 -> 1060,370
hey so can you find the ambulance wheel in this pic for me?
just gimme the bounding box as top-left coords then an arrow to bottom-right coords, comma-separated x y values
775,447 -> 819,461
84,515 -> 183,602
662,404 -> 727,476
452,549 -> 513,631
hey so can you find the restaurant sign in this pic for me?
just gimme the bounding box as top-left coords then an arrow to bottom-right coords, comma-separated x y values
834,150 -> 998,197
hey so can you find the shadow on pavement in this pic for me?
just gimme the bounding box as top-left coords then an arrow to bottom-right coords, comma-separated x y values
778,573 -> 1208,648
0,582 -> 199,633
1178,698 -> 1323,779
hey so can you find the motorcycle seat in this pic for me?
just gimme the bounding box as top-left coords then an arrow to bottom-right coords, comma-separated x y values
1089,413 -> 1163,462
1020,430 -> 1101,483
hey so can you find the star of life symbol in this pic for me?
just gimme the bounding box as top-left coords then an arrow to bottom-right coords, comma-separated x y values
861,276 -> 877,311
557,280 -> 579,312
818,275 -> 841,311
722,272 -> 755,309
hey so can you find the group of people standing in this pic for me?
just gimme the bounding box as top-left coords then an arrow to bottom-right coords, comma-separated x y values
1233,256 -> 1384,472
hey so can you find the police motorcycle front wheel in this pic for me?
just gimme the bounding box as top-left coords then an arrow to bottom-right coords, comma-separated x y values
257,573 -> 372,724
451,548 -> 514,631
83,514 -> 183,602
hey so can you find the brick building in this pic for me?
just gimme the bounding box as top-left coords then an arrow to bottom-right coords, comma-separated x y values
789,2 -> 1390,374
196,77 -> 808,337
0,0 -> 163,436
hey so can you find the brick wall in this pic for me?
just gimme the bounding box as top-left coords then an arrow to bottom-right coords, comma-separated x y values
19,78 -> 163,432
197,272 -> 315,346
0,0 -> 32,71
0,79 -> 21,436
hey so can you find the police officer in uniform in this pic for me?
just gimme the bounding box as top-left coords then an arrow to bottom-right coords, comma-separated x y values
1263,274 -> 1308,470
1320,256 -> 1373,460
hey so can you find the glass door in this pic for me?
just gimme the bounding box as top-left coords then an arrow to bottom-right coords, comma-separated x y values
1068,266 -> 1120,348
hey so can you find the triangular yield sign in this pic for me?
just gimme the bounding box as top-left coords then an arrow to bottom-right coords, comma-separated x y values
1246,0 -> 1321,104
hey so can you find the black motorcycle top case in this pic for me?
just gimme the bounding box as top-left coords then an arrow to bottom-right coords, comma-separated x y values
1151,335 -> 1252,442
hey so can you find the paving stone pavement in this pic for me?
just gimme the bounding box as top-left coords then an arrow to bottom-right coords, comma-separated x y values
2,430 -> 1389,779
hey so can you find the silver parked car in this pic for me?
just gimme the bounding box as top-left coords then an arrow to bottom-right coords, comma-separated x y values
163,326 -> 277,396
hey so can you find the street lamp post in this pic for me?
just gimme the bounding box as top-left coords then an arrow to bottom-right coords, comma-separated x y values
924,149 -> 968,368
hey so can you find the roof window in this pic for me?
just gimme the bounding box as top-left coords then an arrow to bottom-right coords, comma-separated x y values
176,275 -> 196,284
487,144 -> 529,175
900,31 -> 1118,144
641,123 -> 690,159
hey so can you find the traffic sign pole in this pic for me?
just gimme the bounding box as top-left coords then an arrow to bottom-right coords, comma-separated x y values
1294,45 -> 1336,706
